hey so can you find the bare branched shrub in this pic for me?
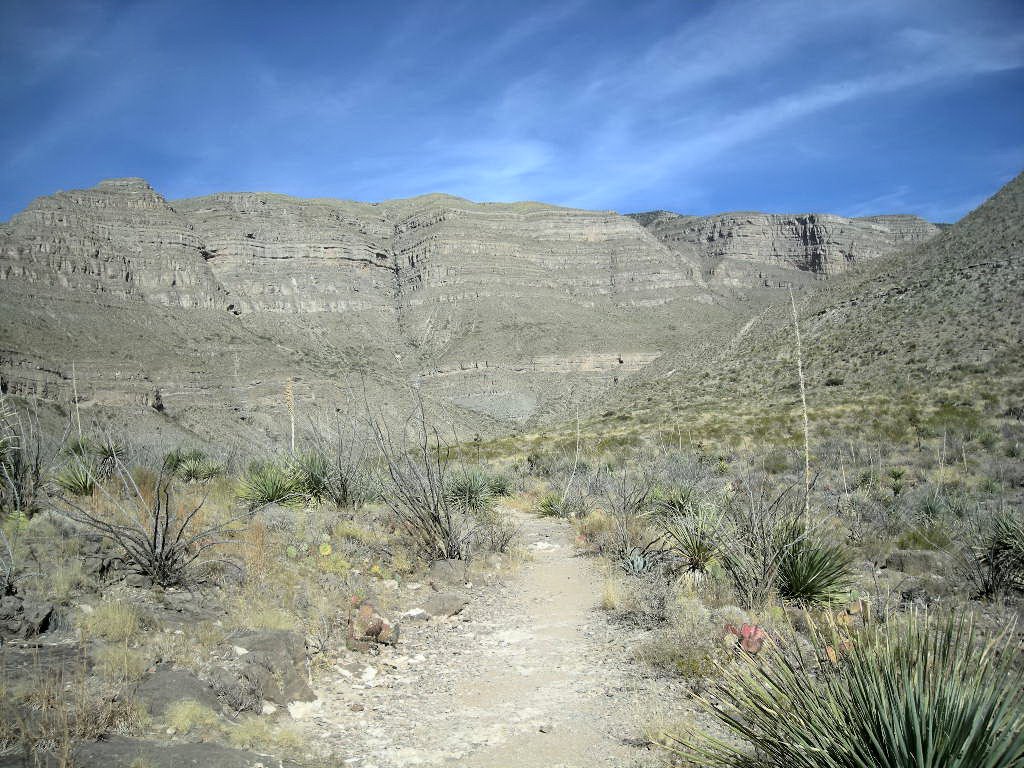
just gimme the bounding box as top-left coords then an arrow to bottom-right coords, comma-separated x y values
719,472 -> 802,610
0,395 -> 61,519
371,402 -> 474,561
602,463 -> 657,563
308,414 -> 379,508
52,460 -> 252,587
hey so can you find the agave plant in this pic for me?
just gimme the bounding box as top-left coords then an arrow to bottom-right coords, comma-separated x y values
664,612 -> 1024,768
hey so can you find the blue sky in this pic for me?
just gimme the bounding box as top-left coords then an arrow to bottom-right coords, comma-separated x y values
1,0 -> 1021,222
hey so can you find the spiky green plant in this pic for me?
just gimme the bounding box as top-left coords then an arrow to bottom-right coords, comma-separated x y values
487,473 -> 513,498
178,456 -> 224,483
62,436 -> 95,459
658,500 -> 724,574
446,468 -> 494,513
778,536 -> 854,606
237,461 -> 302,508
665,612 -> 1024,767
55,461 -> 96,496
94,439 -> 127,478
293,450 -> 332,502
960,509 -> 1024,599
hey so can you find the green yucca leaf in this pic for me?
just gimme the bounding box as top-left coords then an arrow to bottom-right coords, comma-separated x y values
663,612 -> 1024,768
779,537 -> 854,606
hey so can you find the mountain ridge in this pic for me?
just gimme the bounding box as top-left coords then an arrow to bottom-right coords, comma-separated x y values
0,177 -> 948,452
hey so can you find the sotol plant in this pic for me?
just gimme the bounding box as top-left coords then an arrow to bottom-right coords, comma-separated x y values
778,532 -> 854,606
666,612 -> 1024,767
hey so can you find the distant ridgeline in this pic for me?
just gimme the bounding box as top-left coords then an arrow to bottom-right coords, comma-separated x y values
0,177 -> 947,452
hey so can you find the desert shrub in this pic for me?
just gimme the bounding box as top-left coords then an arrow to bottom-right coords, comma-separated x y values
445,467 -> 494,512
1,397 -> 59,519
602,464 -> 655,559
55,464 -> 251,588
306,417 -> 380,509
475,510 -> 519,553
79,600 -> 142,642
958,507 -> 1024,599
718,474 -> 799,609
778,534 -> 854,606
238,460 -> 303,508
664,612 -> 1024,768
165,700 -> 221,734
371,403 -> 472,560
54,459 -> 97,496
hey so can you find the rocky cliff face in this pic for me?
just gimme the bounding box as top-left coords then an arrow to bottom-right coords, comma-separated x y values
0,179 -> 936,449
629,210 -> 940,288
0,178 -> 224,308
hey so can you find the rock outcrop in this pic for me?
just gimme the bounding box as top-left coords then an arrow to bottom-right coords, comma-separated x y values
629,209 -> 940,287
0,178 -> 937,447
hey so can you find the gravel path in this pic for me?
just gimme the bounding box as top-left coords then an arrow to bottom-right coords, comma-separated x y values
298,510 -> 687,767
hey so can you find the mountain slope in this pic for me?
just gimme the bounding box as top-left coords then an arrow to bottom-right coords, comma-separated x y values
0,177 -> 947,451
588,172 -> 1023,445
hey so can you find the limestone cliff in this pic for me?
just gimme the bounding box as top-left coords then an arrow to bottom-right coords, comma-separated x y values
0,178 -> 936,449
629,210 -> 940,288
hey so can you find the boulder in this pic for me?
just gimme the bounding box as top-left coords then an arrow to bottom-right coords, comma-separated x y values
0,595 -> 54,638
419,591 -> 469,619
227,629 -> 315,706
134,664 -> 221,717
426,559 -> 468,587
346,599 -> 399,652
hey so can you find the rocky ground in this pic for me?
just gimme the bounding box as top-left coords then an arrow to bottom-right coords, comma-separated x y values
297,509 -> 690,767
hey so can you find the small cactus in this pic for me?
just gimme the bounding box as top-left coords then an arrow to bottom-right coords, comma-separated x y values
726,622 -> 767,654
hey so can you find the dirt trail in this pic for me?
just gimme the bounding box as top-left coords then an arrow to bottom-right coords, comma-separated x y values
302,510 -> 680,767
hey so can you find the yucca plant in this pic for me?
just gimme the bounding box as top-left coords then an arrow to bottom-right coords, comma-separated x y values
178,455 -> 224,483
487,473 -> 513,498
666,612 -> 1024,767
658,500 -> 724,574
62,435 -> 95,459
959,508 -> 1024,599
94,439 -> 127,478
537,492 -> 564,517
54,460 -> 96,497
293,450 -> 332,501
446,468 -> 494,513
778,535 -> 854,606
237,460 -> 303,508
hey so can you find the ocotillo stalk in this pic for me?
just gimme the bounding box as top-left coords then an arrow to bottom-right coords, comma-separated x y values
285,378 -> 295,454
789,287 -> 810,527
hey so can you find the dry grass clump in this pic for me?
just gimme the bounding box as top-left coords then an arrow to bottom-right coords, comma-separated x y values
78,600 -> 144,643
165,699 -> 221,736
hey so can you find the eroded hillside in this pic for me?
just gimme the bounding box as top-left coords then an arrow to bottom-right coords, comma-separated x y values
0,178 -> 940,451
